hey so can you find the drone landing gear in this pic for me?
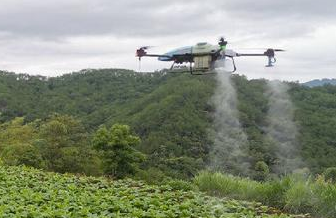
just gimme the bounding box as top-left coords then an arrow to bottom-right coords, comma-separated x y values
214,56 -> 237,73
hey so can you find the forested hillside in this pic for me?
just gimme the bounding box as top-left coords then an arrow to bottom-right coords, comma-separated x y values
303,78 -> 336,87
0,69 -> 336,179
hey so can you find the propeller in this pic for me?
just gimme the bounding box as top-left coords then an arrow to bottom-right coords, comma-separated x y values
139,46 -> 154,50
136,46 -> 153,57
264,48 -> 286,56
136,46 -> 155,72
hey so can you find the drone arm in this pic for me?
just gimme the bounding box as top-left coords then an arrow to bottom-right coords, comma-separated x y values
141,54 -> 171,58
136,53 -> 171,59
236,53 -> 267,57
236,48 -> 279,57
236,53 -> 276,67
136,47 -> 171,60
235,49 -> 280,67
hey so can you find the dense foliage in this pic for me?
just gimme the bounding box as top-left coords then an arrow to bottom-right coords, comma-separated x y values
0,115 -> 102,175
289,83 -> 336,173
0,69 -> 335,178
0,165 -> 299,218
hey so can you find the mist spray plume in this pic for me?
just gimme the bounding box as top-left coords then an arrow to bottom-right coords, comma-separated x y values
209,60 -> 250,175
264,80 -> 305,174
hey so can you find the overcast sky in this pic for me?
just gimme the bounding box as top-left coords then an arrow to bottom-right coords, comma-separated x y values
0,0 -> 335,81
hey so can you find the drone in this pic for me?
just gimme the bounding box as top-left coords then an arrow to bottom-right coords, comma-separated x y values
136,37 -> 284,75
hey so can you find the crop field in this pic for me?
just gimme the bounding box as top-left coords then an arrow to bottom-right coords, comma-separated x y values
0,165 -> 302,218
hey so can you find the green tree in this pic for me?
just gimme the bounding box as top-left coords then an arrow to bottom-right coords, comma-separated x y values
92,124 -> 145,178
37,114 -> 101,175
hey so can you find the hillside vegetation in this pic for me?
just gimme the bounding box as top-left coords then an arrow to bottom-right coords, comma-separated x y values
0,69 -> 335,216
0,69 -> 335,178
303,78 -> 336,87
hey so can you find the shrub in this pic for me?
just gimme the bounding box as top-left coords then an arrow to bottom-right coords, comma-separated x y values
254,161 -> 270,181
135,167 -> 167,184
194,171 -> 260,200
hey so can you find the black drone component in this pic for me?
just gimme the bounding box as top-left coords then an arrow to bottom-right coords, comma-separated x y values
136,47 -> 148,60
218,37 -> 228,47
264,48 -> 275,57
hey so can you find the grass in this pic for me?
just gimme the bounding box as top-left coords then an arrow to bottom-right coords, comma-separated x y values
194,171 -> 336,218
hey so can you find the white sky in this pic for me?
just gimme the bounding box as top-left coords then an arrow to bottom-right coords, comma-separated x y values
0,0 -> 335,82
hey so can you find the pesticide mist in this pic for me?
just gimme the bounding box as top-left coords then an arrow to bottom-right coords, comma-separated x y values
209,61 -> 250,175
264,81 -> 305,174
